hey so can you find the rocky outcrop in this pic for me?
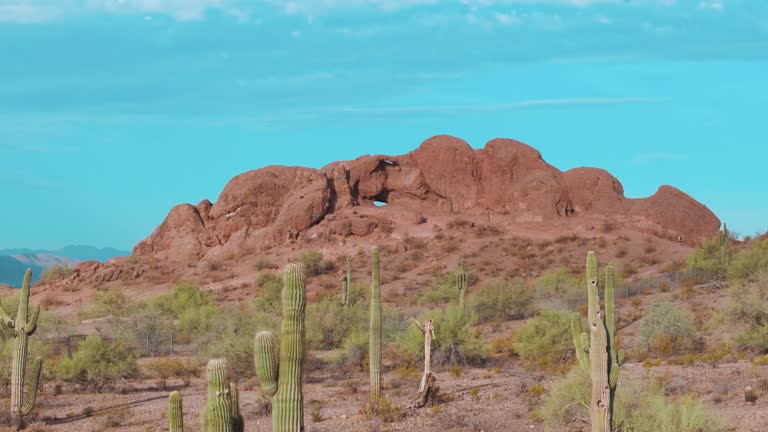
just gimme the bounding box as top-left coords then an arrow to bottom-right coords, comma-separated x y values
131,135 -> 721,263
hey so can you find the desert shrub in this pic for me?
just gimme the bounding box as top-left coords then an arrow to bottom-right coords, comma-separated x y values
686,238 -> 726,279
198,304 -> 275,379
148,281 -> 211,318
420,272 -> 461,306
469,278 -> 532,323
641,303 -> 700,357
78,290 -> 135,319
40,263 -> 73,283
253,271 -> 284,313
399,305 -> 487,366
538,369 -> 725,432
109,306 -> 170,357
728,238 -> 768,280
533,267 -> 583,310
55,335 -> 138,392
335,329 -> 369,372
306,297 -> 367,350
298,251 -> 331,276
253,256 -> 272,271
514,309 -> 574,371
142,356 -> 200,385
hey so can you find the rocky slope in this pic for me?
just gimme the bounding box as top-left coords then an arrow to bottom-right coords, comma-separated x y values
32,135 -> 720,303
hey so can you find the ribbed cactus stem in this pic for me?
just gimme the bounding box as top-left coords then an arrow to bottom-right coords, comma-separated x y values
572,252 -> 622,432
342,256 -> 352,307
254,331 -> 279,397
254,264 -> 307,432
456,269 -> 470,311
168,391 -> 183,432
201,359 -> 241,432
369,246 -> 382,412
0,269 -> 42,427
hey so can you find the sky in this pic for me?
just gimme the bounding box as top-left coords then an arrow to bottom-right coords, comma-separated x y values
0,0 -> 766,251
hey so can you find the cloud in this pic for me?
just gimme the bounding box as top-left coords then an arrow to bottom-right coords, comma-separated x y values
0,143 -> 80,153
328,97 -> 664,115
697,1 -> 723,11
0,4 -> 59,22
494,12 -> 521,26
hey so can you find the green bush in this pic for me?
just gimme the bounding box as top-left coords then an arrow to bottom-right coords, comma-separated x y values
420,272 -> 460,305
306,296 -> 367,350
399,305 -> 487,366
728,271 -> 768,351
298,251 -> 331,276
469,278 -> 532,323
40,263 -> 73,283
55,335 -> 138,391
728,238 -> 768,280
78,290 -> 135,319
538,369 -> 725,432
686,239 -> 726,279
514,309 -> 574,371
253,271 -> 283,313
533,267 -> 583,310
148,281 -> 211,318
641,302 -> 700,357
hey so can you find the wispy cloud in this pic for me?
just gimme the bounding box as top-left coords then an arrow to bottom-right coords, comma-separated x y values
697,1 -> 723,11
0,143 -> 80,153
328,97 -> 665,114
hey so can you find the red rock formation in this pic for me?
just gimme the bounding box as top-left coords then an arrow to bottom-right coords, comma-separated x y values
130,135 -> 720,263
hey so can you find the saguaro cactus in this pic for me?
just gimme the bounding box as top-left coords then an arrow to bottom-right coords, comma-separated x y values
341,256 -> 352,307
369,246 -> 382,412
254,263 -> 306,432
456,267 -> 470,311
168,391 -> 184,432
0,268 -> 43,427
200,359 -> 244,432
571,252 -> 623,432
719,222 -> 731,271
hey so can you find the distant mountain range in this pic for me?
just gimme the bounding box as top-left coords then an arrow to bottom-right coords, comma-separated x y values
0,246 -> 129,288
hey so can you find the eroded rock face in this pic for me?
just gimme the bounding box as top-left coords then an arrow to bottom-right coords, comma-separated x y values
131,135 -> 721,262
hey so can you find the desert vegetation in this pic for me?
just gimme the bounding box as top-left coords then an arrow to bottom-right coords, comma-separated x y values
0,225 -> 767,431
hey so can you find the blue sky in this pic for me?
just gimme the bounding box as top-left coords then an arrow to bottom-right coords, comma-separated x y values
1,0 -> 766,250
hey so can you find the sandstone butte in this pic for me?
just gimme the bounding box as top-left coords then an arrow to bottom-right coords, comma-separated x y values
38,135 -> 720,291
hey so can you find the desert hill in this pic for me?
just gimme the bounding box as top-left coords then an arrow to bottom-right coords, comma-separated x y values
29,135 -> 720,310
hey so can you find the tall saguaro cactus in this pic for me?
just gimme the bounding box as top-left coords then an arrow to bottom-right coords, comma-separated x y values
341,256 -> 352,307
572,252 -> 623,432
0,268 -> 43,427
200,359 -> 244,432
369,246 -> 382,412
456,267 -> 470,311
254,263 -> 307,432
719,223 -> 731,272
168,391 -> 184,432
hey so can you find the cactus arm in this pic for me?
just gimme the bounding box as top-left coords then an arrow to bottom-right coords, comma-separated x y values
604,266 -> 620,391
0,299 -> 15,330
254,331 -> 279,397
571,315 -> 590,376
25,305 -> 40,336
168,391 -> 184,432
20,357 -> 42,416
369,247 -> 382,412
